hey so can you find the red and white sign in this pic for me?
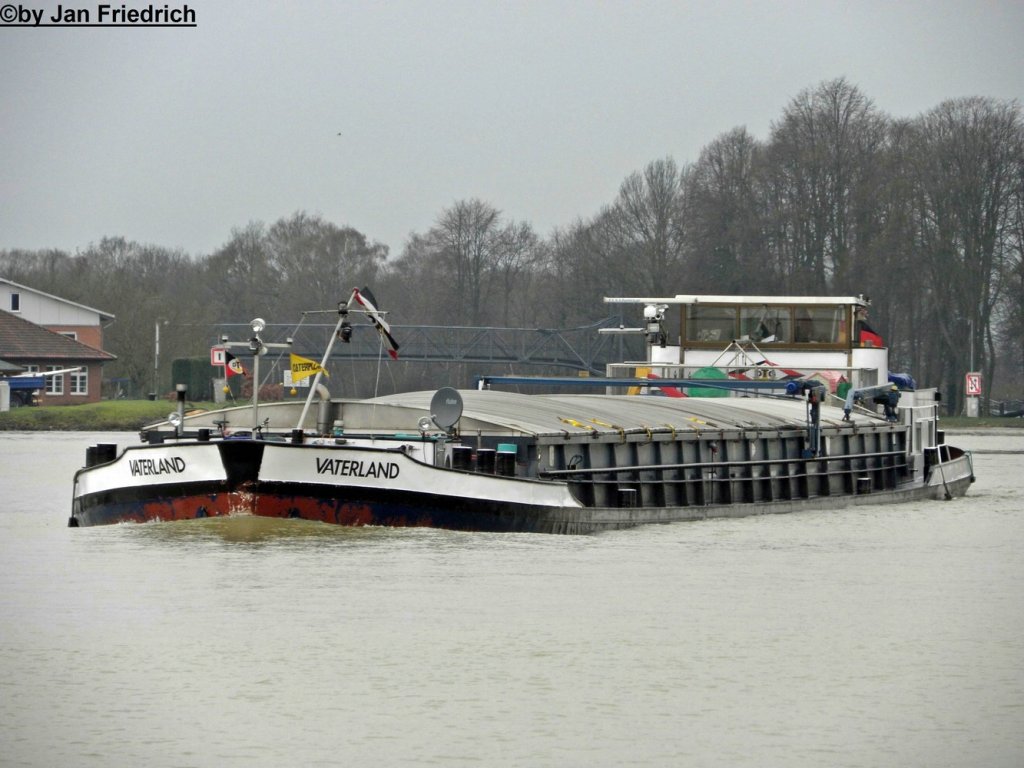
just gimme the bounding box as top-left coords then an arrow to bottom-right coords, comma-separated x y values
965,372 -> 982,396
210,347 -> 226,366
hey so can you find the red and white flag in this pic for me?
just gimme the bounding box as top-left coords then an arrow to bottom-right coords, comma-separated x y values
351,287 -> 400,360
224,351 -> 248,378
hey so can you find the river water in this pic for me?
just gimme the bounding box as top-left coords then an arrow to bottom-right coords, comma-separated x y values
1,430 -> 1022,767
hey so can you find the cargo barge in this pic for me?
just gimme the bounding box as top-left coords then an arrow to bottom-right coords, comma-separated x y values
70,292 -> 975,533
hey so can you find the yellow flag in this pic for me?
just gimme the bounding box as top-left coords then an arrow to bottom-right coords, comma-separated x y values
290,353 -> 329,382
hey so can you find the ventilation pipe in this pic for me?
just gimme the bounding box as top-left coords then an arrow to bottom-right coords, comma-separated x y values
315,383 -> 334,435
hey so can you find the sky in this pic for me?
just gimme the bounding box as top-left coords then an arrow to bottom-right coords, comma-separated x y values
2,0 -> 1023,259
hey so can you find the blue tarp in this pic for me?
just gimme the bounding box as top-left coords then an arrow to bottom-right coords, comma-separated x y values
888,372 -> 917,391
3,376 -> 45,390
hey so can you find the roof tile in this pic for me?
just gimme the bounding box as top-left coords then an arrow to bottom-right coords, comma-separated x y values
0,309 -> 116,362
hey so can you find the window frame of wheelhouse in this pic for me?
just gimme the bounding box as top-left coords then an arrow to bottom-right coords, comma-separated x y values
668,296 -> 882,391
678,299 -> 861,351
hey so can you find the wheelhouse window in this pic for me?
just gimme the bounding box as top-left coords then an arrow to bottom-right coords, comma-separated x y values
70,368 -> 88,396
685,306 -> 737,343
793,305 -> 846,344
739,306 -> 791,343
45,366 -> 64,395
681,302 -> 853,349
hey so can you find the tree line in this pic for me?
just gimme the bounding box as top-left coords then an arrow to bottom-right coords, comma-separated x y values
2,79 -> 1021,413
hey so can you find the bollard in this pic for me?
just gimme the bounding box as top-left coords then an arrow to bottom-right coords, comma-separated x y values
476,448 -> 496,474
451,445 -> 473,470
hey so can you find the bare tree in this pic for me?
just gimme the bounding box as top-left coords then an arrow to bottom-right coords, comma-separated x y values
906,96 -> 1024,412
682,127 -> 773,292
764,78 -> 888,292
265,211 -> 388,313
393,199 -> 506,326
204,222 -> 279,323
1000,156 -> 1024,392
492,219 -> 541,326
605,157 -> 688,294
536,219 -> 611,328
0,248 -> 73,291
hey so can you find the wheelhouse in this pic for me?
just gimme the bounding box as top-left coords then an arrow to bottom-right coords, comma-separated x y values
682,299 -> 860,350
605,294 -> 888,390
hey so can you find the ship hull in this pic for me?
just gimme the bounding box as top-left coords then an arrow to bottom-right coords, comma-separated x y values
70,439 -> 975,534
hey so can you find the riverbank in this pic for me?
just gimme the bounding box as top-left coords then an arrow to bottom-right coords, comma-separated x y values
0,399 -> 1020,432
0,400 -> 220,431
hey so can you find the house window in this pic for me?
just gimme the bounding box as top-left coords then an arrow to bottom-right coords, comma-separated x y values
45,366 -> 64,395
10,293 -> 20,312
60,331 -> 79,341
71,368 -> 88,396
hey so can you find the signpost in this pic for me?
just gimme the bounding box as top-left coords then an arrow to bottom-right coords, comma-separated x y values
218,324 -> 292,431
210,348 -> 228,403
965,371 -> 982,417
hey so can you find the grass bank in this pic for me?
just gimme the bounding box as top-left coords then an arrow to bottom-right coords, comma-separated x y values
0,400 -> 220,431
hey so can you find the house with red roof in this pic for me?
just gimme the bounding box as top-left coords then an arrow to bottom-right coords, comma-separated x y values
0,278 -> 116,406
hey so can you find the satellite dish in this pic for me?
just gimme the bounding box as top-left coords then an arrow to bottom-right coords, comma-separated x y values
430,387 -> 463,430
